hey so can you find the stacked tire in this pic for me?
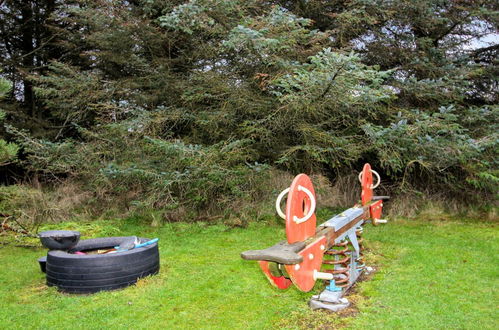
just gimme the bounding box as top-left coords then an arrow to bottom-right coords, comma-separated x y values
46,237 -> 159,294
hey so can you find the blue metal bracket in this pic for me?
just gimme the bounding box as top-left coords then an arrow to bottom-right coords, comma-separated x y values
326,280 -> 342,292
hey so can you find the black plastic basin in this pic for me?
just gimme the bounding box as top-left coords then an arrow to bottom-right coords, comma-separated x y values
38,230 -> 80,250
38,256 -> 47,273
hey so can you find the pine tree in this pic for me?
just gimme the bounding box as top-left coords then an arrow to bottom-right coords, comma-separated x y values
1,0 -> 497,205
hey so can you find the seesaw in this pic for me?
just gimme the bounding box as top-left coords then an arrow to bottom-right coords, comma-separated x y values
241,164 -> 388,311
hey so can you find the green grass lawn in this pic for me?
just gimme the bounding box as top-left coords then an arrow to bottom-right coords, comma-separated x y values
0,214 -> 497,329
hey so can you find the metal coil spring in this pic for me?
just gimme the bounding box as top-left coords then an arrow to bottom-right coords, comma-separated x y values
355,227 -> 365,268
322,241 -> 350,287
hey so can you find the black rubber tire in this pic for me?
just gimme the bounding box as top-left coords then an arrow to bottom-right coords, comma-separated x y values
45,237 -> 159,294
47,265 -> 159,287
46,252 -> 159,276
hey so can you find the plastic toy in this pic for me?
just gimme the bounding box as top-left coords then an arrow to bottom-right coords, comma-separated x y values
241,164 -> 389,311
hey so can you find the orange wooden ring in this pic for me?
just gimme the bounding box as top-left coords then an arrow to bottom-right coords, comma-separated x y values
284,236 -> 327,292
285,174 -> 317,244
361,163 -> 373,205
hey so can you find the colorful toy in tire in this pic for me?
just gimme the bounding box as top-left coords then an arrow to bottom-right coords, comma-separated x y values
45,237 -> 159,294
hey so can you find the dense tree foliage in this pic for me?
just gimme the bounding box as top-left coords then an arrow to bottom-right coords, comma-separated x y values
0,76 -> 19,165
0,0 -> 497,217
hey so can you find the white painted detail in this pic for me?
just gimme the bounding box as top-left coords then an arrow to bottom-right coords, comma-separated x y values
308,253 -> 314,260
275,187 -> 290,219
320,245 -> 325,251
292,185 -> 316,224
295,264 -> 300,270
371,170 -> 381,189
313,269 -> 334,280
358,169 -> 381,189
